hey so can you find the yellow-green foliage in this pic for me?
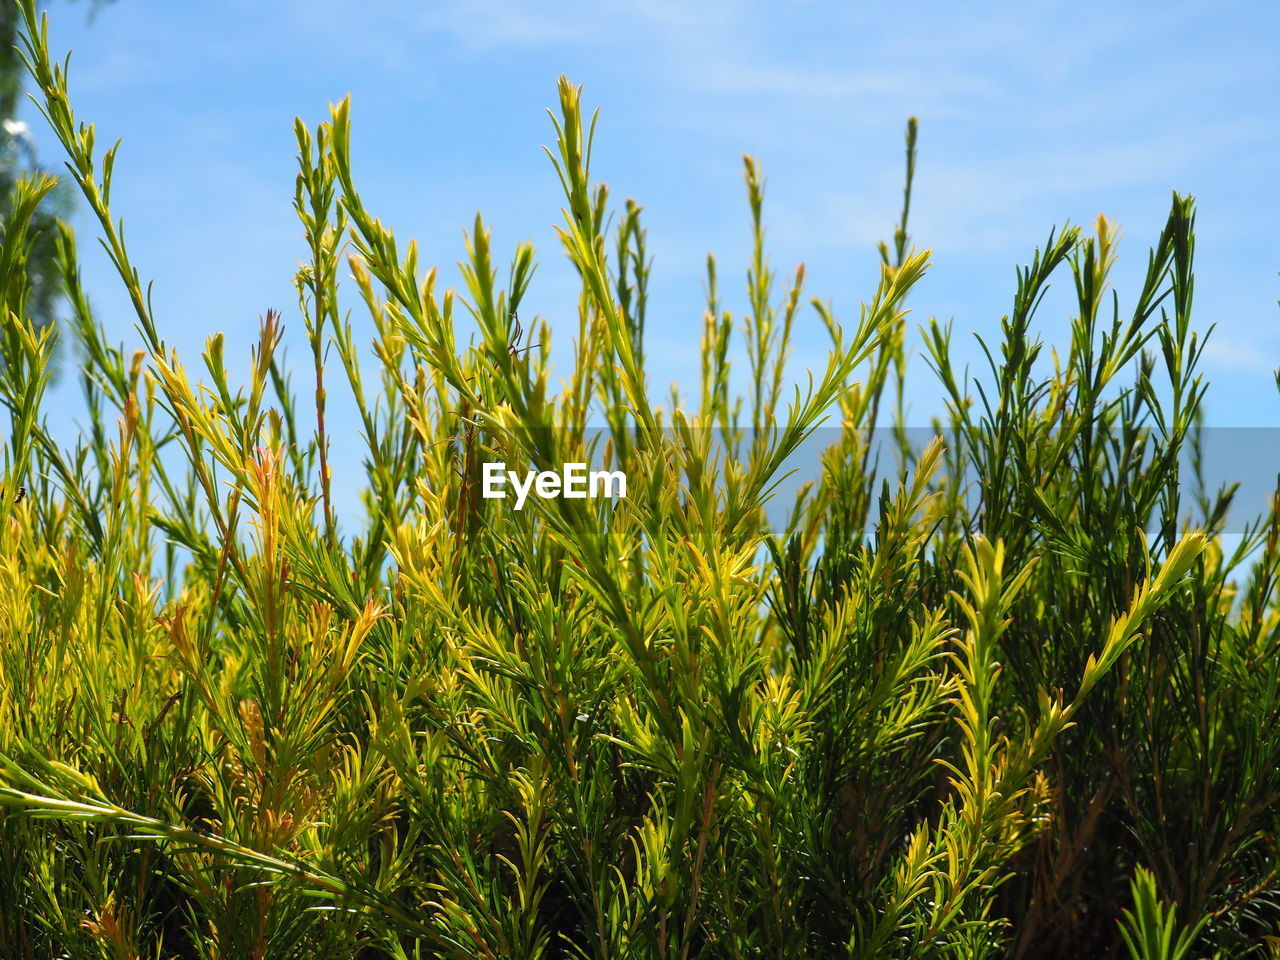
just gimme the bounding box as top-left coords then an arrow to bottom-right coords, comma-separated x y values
3,4 -> 1280,959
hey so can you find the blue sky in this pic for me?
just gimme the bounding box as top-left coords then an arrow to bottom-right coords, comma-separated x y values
23,0 -> 1280,458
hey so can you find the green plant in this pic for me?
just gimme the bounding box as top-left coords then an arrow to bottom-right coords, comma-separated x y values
1,3 -> 1279,958
1120,867 -> 1210,960
0,0 -> 112,372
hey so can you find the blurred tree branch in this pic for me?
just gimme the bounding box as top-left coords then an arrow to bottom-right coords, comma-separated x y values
1,1 -> 112,376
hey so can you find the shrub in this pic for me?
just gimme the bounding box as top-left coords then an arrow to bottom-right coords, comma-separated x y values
1,3 -> 1277,958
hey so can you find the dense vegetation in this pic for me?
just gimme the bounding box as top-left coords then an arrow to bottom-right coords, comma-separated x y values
3,3 -> 1279,957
